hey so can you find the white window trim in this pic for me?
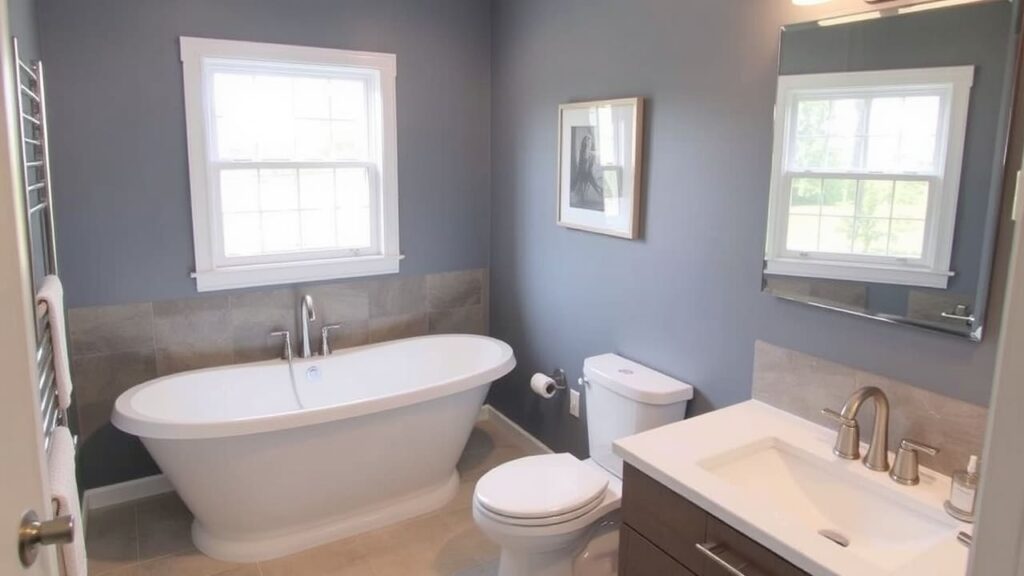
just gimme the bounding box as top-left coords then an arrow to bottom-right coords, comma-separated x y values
180,36 -> 400,292
765,66 -> 974,289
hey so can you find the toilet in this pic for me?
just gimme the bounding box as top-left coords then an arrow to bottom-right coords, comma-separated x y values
473,353 -> 693,576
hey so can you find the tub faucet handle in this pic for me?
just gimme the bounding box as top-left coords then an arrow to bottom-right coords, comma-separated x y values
269,331 -> 293,362
321,324 -> 343,356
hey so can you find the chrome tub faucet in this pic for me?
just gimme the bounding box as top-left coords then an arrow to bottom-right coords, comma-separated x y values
299,294 -> 317,359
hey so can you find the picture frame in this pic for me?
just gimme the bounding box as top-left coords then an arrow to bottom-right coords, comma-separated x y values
557,97 -> 644,239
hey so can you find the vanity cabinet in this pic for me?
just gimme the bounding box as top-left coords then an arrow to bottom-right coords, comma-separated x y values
620,463 -> 810,576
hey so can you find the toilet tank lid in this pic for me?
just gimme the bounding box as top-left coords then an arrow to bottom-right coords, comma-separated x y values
583,353 -> 693,405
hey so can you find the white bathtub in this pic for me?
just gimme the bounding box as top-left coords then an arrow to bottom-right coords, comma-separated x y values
112,334 -> 515,562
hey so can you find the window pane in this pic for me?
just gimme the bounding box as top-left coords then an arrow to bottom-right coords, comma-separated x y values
786,214 -> 819,252
893,181 -> 929,219
299,169 -> 335,211
216,116 -> 256,161
295,119 -> 332,160
821,179 -> 856,216
337,208 -> 371,248
789,178 -> 821,215
792,136 -> 827,170
331,120 -> 369,160
853,218 -> 890,255
223,213 -> 262,257
259,170 -> 299,211
865,135 -> 898,172
336,167 -> 372,248
902,96 -> 940,137
294,77 -> 330,118
868,97 -> 902,137
300,210 -> 336,249
899,134 -> 936,172
827,99 -> 864,138
889,219 -> 926,258
261,211 -> 301,253
824,136 -> 860,171
819,216 -> 854,254
858,180 -> 894,218
220,170 -> 259,213
330,79 -> 367,120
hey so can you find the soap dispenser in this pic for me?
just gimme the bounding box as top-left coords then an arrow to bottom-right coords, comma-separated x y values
945,455 -> 980,523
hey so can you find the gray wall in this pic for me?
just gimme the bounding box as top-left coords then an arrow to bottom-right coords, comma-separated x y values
36,0 -> 492,308
488,0 -> 1005,458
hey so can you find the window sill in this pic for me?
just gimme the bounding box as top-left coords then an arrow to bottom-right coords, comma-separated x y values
764,258 -> 952,289
192,254 -> 401,292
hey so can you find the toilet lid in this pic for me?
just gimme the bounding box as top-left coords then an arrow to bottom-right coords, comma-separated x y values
474,453 -> 610,519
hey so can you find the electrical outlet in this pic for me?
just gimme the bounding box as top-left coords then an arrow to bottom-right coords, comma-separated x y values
569,389 -> 581,418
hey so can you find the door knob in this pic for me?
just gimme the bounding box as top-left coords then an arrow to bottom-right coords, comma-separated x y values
18,509 -> 74,567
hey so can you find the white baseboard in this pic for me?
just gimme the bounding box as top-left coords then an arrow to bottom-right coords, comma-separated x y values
478,404 -> 553,455
82,473 -> 174,512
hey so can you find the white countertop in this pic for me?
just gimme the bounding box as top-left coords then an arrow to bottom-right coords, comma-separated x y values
613,400 -> 971,576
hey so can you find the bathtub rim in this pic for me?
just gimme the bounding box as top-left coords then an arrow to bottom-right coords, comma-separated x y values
111,334 -> 515,441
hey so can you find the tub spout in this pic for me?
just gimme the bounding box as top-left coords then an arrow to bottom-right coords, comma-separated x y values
299,295 -> 317,358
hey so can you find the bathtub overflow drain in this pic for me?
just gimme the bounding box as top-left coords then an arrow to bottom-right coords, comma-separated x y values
306,366 -> 322,382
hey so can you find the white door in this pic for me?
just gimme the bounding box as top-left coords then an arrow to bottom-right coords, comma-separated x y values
0,0 -> 62,573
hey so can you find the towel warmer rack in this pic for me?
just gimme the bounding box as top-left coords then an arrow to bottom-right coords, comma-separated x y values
14,37 -> 65,452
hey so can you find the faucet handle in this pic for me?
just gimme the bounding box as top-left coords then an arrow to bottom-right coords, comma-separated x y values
821,408 -> 857,428
821,408 -> 860,461
269,331 -> 293,362
890,439 -> 939,486
321,324 -> 343,356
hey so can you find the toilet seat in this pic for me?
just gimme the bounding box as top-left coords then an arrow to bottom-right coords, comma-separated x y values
474,454 -> 610,526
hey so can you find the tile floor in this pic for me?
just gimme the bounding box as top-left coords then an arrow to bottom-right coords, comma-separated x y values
86,418 -> 543,576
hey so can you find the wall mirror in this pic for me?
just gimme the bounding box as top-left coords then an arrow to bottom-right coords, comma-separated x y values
763,0 -> 1019,341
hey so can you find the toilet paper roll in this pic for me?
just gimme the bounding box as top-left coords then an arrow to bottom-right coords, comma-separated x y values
531,373 -> 558,399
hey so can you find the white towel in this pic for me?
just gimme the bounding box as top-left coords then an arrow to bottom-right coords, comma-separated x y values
49,426 -> 86,576
36,275 -> 72,411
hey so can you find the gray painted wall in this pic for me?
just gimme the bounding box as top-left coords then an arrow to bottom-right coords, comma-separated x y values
488,0 -> 1005,458
36,0 -> 492,308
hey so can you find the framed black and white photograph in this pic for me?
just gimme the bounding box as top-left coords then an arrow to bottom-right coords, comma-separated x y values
557,97 -> 644,239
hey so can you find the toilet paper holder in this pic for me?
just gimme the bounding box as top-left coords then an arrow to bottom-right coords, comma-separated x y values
549,369 -> 567,391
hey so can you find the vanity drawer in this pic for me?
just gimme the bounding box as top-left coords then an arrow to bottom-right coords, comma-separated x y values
620,525 -> 696,576
622,463 -> 708,569
700,516 -> 809,576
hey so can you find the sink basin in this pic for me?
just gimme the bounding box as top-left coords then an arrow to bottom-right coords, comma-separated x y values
699,437 -> 961,572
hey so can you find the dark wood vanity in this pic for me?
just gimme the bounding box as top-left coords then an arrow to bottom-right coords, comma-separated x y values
619,463 -> 810,576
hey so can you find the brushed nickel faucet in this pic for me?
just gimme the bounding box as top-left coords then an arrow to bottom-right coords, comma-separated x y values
822,386 -> 891,472
299,295 -> 317,359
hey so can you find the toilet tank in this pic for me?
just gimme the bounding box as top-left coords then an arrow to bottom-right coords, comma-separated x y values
583,354 -> 693,478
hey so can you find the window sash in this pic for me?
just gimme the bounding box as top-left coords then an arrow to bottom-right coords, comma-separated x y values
784,86 -> 949,176
207,161 -> 382,267
774,171 -> 940,268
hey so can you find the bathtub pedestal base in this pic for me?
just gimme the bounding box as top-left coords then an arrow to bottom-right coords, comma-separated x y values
191,471 -> 460,562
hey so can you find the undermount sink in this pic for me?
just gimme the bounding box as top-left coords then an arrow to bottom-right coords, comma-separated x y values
613,400 -> 972,575
699,437 -> 960,572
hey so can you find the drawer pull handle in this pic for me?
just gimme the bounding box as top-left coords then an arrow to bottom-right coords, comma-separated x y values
696,541 -> 750,576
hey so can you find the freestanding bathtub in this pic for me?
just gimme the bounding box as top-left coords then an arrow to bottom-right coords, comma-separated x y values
112,334 -> 515,562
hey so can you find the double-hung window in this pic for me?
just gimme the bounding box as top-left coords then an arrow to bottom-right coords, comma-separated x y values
765,67 -> 974,288
180,37 -> 399,292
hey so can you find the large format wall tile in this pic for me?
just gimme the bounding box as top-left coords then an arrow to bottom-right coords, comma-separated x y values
229,288 -> 299,363
752,340 -> 987,476
369,276 -> 426,317
67,269 -> 487,489
69,302 -> 154,356
427,269 -> 484,311
153,296 -> 233,375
